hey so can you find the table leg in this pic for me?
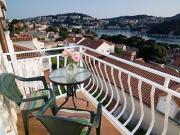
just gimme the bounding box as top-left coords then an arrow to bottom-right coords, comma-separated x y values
72,95 -> 76,108
58,96 -> 69,109
58,85 -> 77,109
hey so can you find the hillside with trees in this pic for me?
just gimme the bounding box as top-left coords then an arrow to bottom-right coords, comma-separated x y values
147,14 -> 180,36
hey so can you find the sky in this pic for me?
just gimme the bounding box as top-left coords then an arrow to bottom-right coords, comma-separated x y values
6,0 -> 180,19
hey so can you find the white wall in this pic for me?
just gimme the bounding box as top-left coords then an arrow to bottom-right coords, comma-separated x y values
157,96 -> 179,119
33,38 -> 45,49
96,42 -> 114,54
0,43 -> 18,135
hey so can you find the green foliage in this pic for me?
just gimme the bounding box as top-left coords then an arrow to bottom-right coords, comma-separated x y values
127,36 -> 145,47
138,44 -> 167,63
148,20 -> 180,35
85,29 -> 98,39
51,57 -> 64,69
100,34 -> 128,44
100,34 -> 145,48
37,37 -> 45,41
115,47 -> 123,54
72,28 -> 82,34
45,26 -> 58,32
59,27 -> 68,41
8,19 -> 27,34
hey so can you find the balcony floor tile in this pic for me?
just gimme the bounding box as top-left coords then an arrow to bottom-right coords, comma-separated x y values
17,91 -> 122,135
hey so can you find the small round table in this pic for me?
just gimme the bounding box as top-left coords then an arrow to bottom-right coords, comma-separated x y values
49,67 -> 91,108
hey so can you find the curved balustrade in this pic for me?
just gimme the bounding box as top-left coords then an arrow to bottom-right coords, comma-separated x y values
2,46 -> 180,135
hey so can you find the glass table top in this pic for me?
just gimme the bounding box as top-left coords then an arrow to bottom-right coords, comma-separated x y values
49,67 -> 91,86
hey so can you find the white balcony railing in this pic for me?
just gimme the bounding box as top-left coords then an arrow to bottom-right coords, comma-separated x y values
2,46 -> 180,135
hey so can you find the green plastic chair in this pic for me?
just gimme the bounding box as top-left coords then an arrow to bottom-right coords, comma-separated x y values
36,99 -> 102,135
0,73 -> 57,135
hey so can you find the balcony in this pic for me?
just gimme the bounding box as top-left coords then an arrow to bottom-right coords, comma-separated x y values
17,91 -> 121,135
1,46 -> 180,135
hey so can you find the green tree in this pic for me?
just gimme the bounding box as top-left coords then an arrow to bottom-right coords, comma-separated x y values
115,47 -> 123,54
8,19 -> 28,34
45,26 -> 58,33
72,28 -> 82,34
85,29 -> 98,39
58,28 -> 68,41
100,34 -> 128,44
125,36 -> 145,48
138,44 -> 167,63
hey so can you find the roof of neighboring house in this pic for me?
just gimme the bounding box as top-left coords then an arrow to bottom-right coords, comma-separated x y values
78,39 -> 114,49
13,44 -> 41,59
85,50 -> 180,107
11,36 -> 33,42
44,42 -> 59,46
134,58 -> 145,64
103,39 -> 114,45
11,36 -> 38,50
65,37 -> 75,44
174,55 -> 180,67
74,37 -> 84,43
111,51 -> 136,61
13,41 -> 37,50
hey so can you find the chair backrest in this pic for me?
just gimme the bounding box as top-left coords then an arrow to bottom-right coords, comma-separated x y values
36,115 -> 87,135
36,102 -> 102,135
0,73 -> 23,104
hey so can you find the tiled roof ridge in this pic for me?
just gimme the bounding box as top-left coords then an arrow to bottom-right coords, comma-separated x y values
14,44 -> 32,51
134,60 -> 179,77
101,39 -> 114,45
13,44 -> 41,59
11,36 -> 33,42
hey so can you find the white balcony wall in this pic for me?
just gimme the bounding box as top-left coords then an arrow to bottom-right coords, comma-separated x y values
157,96 -> 179,119
0,44 -> 18,135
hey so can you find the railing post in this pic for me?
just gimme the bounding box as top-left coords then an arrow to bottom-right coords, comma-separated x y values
79,46 -> 83,67
64,57 -> 67,67
79,46 -> 84,90
162,78 -> 171,135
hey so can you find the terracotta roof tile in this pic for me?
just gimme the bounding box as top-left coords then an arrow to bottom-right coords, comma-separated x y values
65,37 -> 75,43
84,50 -> 179,107
174,55 -> 180,67
11,36 -> 33,42
13,44 -> 41,59
79,39 -> 113,49
74,37 -> 84,43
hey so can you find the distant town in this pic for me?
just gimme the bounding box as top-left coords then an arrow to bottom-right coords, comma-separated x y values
6,12 -> 180,70
0,1 -> 180,135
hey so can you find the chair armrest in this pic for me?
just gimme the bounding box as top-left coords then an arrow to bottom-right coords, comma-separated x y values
22,95 -> 48,102
41,88 -> 55,97
4,95 -> 47,104
59,107 -> 94,114
15,75 -> 48,89
38,96 -> 56,114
